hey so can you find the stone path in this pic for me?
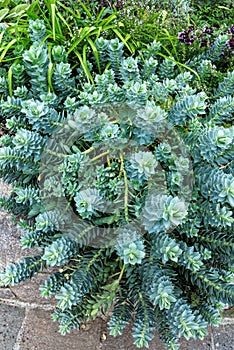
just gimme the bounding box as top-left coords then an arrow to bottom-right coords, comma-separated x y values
0,181 -> 233,350
0,296 -> 234,350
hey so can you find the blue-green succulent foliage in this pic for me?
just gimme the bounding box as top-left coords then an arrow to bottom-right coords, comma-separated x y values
0,20 -> 233,350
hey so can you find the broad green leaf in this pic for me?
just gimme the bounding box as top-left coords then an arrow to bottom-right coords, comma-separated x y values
0,0 -> 10,7
0,8 -> 9,21
7,4 -> 29,18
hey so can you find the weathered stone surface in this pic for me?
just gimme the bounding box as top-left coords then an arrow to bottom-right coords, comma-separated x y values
0,180 -> 11,202
0,182 -> 40,271
99,323 -> 167,350
0,287 -> 16,300
0,205 -> 50,307
20,309 -> 102,350
0,213 -> 37,270
0,303 -> 25,350
179,335 -> 212,350
99,322 -> 212,350
213,324 -> 234,349
11,273 -> 57,306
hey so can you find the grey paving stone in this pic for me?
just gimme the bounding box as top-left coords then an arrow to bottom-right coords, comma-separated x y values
0,303 -> 25,350
213,324 -> 234,350
98,320 -> 165,349
0,180 -> 11,197
0,288 -> 16,300
0,182 -> 40,272
99,322 -> 212,350
10,273 -> 57,306
19,308 -> 102,350
179,336 -> 212,350
0,213 -> 36,271
0,208 -> 55,305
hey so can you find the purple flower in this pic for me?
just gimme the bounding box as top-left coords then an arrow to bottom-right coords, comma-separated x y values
200,38 -> 208,48
227,24 -> 234,34
188,25 -> 195,32
178,31 -> 188,41
178,30 -> 194,45
116,0 -> 124,9
227,35 -> 234,53
204,26 -> 214,35
185,39 -> 194,45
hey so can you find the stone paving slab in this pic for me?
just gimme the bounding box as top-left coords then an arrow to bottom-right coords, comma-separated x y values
99,322 -> 169,350
0,201 -> 57,306
19,308 -> 102,350
0,209 -> 39,271
0,288 -> 16,300
213,324 -> 234,349
0,304 -> 216,350
99,321 -> 212,350
1,304 -> 233,350
9,274 -> 57,306
0,304 -> 25,350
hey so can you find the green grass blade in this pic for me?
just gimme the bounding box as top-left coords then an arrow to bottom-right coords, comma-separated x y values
111,28 -> 133,54
0,38 -> 17,63
48,62 -> 54,92
7,64 -> 13,97
38,0 -> 53,31
156,52 -> 201,80
74,48 -> 94,84
99,13 -> 117,27
51,3 -> 56,41
6,4 -> 29,18
78,1 -> 92,19
83,44 -> 94,84
0,0 -> 10,8
96,6 -> 106,22
56,11 -> 72,36
0,8 -> 9,21
218,5 -> 231,10
56,0 -> 81,19
67,26 -> 97,54
161,28 -> 179,61
87,37 -> 101,73
0,26 -> 6,45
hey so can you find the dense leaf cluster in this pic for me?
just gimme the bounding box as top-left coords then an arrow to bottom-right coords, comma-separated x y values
0,20 -> 233,350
